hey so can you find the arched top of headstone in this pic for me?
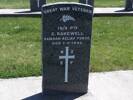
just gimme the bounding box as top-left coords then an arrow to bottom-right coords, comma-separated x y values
42,2 -> 93,8
45,0 -> 94,6
30,0 -> 94,11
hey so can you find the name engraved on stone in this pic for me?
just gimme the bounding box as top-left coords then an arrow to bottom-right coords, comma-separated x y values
59,47 -> 75,83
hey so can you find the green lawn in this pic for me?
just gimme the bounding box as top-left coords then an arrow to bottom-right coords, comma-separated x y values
0,0 -> 124,8
0,17 -> 41,78
91,17 -> 133,72
0,17 -> 133,78
0,0 -> 29,9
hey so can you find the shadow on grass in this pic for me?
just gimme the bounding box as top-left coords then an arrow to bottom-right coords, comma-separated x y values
16,10 -> 41,13
23,92 -> 85,100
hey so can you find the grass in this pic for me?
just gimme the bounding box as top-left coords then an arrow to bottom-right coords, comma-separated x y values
0,17 -> 133,78
91,17 -> 133,72
0,0 -> 29,9
95,0 -> 124,7
0,0 -> 124,8
0,17 -> 41,78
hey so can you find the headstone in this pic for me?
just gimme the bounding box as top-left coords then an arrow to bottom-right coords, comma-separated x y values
125,0 -> 133,11
42,2 -> 93,94
30,0 -> 46,11
79,0 -> 94,6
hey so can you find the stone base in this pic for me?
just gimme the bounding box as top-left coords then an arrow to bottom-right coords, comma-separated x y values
41,91 -> 97,100
42,89 -> 87,95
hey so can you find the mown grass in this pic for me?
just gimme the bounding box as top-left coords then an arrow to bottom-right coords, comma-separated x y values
0,0 -> 29,9
91,17 -> 133,72
0,0 -> 124,9
0,17 -> 133,78
0,17 -> 41,78
95,0 -> 124,7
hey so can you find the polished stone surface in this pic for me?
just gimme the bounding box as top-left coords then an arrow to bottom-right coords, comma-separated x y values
79,0 -> 94,6
30,0 -> 46,11
125,0 -> 133,11
42,3 -> 93,93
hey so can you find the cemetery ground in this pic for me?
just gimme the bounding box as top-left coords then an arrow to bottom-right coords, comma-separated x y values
0,0 -> 124,9
0,1 -> 133,100
0,17 -> 133,78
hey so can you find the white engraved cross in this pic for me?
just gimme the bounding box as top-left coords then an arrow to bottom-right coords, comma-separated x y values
59,47 -> 75,83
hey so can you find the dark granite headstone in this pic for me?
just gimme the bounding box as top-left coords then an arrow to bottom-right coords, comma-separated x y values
42,3 -> 93,94
30,0 -> 46,11
79,0 -> 94,6
125,0 -> 133,11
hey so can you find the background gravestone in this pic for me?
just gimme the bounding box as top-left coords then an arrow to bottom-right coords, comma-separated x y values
42,3 -> 93,94
79,0 -> 94,6
30,0 -> 46,11
125,0 -> 133,11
